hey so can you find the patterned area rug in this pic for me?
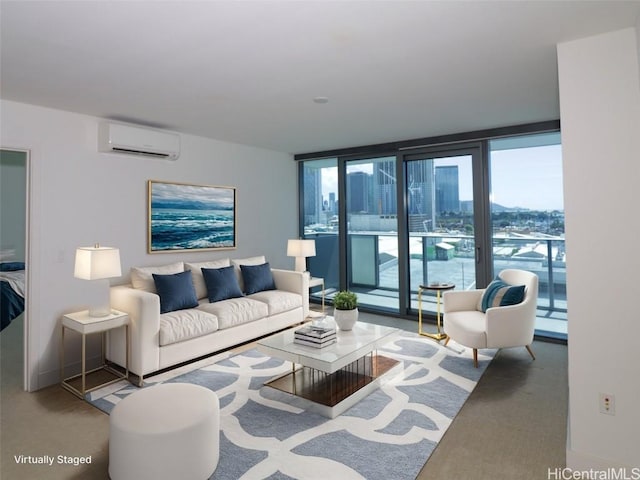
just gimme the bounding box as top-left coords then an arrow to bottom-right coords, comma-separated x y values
88,332 -> 494,480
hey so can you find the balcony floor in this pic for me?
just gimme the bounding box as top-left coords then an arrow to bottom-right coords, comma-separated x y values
312,290 -> 567,339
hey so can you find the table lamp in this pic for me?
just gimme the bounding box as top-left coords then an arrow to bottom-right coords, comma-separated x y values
74,244 -> 122,317
287,239 -> 316,273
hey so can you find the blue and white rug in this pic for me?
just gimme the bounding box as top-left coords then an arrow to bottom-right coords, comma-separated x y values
88,332 -> 494,480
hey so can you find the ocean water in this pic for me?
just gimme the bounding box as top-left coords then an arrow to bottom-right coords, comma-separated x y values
150,208 -> 235,251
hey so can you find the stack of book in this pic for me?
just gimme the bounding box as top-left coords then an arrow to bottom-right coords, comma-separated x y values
294,325 -> 337,348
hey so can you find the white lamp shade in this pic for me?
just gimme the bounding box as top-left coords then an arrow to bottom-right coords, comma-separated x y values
287,239 -> 316,258
74,246 -> 122,280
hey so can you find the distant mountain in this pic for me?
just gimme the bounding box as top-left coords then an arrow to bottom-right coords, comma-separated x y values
491,202 -> 530,212
461,200 -> 529,212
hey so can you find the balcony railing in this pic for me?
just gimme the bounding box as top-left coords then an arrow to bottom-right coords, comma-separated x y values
307,231 -> 567,336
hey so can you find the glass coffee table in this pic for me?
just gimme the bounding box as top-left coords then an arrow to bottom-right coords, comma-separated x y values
257,320 -> 401,418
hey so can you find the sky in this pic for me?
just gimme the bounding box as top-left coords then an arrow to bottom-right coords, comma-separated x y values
321,145 -> 564,211
489,146 -> 564,210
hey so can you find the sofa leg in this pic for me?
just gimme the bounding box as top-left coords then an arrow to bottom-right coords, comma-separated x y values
473,348 -> 478,368
525,345 -> 536,361
444,337 -> 450,347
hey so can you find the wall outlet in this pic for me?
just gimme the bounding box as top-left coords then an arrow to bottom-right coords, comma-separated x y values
599,393 -> 615,415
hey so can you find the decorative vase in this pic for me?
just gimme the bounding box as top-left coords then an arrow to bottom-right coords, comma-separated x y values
333,307 -> 358,331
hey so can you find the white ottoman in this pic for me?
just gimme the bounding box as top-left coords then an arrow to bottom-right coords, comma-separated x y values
109,383 -> 220,480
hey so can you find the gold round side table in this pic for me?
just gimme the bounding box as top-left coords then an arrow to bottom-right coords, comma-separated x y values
418,283 -> 455,341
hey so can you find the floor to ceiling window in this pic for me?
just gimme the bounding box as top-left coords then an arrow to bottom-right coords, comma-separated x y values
345,156 -> 399,311
297,122 -> 566,340
300,158 -> 340,303
489,132 -> 565,337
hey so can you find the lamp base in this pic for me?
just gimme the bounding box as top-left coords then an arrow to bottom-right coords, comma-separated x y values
294,257 -> 306,272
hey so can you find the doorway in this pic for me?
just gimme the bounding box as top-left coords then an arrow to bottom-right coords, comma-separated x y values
403,144 -> 489,316
0,148 -> 30,391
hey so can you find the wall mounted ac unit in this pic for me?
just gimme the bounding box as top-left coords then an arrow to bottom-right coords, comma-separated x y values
98,122 -> 180,160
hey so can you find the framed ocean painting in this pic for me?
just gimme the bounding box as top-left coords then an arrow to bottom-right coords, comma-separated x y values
148,180 -> 236,253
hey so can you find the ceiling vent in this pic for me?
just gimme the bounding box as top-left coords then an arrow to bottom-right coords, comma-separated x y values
98,122 -> 180,160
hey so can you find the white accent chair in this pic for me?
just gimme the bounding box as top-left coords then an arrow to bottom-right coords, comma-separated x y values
443,269 -> 539,367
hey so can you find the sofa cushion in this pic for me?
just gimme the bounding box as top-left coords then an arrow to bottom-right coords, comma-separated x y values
202,265 -> 244,302
231,255 -> 266,291
131,262 -> 184,293
240,262 -> 276,295
197,297 -> 268,330
153,271 -> 199,314
247,290 -> 302,316
159,309 -> 219,346
185,259 -> 231,300
479,279 -> 526,313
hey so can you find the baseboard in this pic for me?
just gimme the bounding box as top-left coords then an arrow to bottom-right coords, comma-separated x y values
37,353 -> 103,390
37,369 -> 62,390
566,448 -> 635,471
565,416 -> 635,472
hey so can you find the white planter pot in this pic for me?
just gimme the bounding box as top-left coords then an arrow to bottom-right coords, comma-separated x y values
333,308 -> 358,331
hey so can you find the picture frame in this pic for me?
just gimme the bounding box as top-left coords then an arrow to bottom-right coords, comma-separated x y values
148,180 -> 236,253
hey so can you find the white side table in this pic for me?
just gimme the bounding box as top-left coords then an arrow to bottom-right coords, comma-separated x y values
308,276 -> 325,313
61,309 -> 130,399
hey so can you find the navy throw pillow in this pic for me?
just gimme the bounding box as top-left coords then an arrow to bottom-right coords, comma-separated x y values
240,262 -> 276,295
0,262 -> 25,271
201,266 -> 244,303
480,279 -> 526,313
152,270 -> 199,314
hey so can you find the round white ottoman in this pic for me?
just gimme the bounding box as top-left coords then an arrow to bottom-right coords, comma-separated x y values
109,383 -> 219,480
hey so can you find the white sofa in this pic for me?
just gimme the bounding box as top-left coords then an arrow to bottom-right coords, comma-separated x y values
107,256 -> 309,385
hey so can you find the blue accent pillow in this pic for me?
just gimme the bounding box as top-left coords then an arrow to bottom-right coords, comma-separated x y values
152,270 -> 199,314
240,262 -> 276,295
0,262 -> 25,271
480,279 -> 526,313
201,266 -> 244,303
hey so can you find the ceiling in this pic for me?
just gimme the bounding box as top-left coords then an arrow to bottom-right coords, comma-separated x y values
1,1 -> 639,155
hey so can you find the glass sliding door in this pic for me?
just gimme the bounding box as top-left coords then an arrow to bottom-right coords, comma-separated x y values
404,149 -> 480,317
345,156 -> 399,311
296,126 -> 565,340
489,132 -> 566,336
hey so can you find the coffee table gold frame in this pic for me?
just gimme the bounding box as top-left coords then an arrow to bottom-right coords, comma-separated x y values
418,283 -> 455,341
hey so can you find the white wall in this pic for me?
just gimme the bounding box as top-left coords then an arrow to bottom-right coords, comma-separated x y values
558,28 -> 640,468
0,150 -> 27,261
637,16 -> 640,83
0,99 -> 298,390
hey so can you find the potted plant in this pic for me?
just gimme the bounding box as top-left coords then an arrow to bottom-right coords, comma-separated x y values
332,290 -> 358,331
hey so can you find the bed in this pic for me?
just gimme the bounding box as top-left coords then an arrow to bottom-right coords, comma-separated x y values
0,262 -> 25,332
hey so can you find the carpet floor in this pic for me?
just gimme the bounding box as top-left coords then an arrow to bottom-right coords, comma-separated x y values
88,332 -> 495,479
0,312 -> 568,479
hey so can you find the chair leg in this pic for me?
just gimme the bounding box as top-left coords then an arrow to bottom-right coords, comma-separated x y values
444,337 -> 450,347
473,348 -> 478,368
525,345 -> 536,361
